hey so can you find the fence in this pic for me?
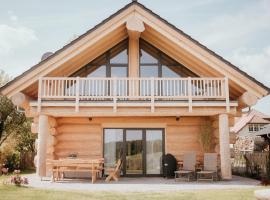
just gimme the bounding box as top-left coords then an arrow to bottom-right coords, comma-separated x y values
232,152 -> 269,179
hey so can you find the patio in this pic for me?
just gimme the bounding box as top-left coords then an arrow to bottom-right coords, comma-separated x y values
26,174 -> 260,192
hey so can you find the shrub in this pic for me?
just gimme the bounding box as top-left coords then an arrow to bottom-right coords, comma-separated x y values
5,151 -> 20,171
199,120 -> 215,153
0,140 -> 21,171
9,170 -> 28,186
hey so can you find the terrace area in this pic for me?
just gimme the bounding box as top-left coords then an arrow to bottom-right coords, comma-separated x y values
26,174 -> 259,192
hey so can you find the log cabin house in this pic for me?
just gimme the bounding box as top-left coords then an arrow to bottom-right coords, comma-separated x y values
0,1 -> 269,180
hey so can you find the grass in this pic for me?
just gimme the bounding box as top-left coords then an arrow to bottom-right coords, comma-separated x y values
0,185 -> 258,200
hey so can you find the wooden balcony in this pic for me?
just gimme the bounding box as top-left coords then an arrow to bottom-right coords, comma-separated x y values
34,77 -> 232,114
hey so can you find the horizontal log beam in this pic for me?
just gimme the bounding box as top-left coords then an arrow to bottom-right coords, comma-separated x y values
238,91 -> 258,108
29,105 -> 237,117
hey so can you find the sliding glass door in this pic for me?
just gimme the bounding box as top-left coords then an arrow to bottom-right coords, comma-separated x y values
125,130 -> 143,175
146,130 -> 163,175
103,128 -> 164,176
103,129 -> 123,175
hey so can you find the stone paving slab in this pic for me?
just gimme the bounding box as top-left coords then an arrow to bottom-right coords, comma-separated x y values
26,174 -> 260,192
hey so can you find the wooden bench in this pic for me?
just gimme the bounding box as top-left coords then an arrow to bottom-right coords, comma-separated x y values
47,158 -> 104,183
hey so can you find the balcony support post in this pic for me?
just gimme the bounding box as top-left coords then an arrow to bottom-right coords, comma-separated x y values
219,113 -> 232,180
37,114 -> 49,178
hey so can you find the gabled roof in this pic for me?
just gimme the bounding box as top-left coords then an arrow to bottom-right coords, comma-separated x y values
231,109 -> 270,133
0,1 -> 269,98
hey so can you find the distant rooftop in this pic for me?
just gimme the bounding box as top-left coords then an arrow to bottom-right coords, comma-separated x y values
230,109 -> 270,133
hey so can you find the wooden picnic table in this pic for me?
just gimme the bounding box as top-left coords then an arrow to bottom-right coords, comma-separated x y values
47,158 -> 104,183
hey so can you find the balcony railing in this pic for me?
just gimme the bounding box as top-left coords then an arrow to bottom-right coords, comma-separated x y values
37,77 -> 229,112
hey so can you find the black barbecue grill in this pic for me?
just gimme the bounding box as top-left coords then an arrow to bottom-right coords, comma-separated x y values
162,154 -> 177,178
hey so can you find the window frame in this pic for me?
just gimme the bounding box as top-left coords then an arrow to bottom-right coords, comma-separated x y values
139,39 -> 196,78
72,39 -> 129,78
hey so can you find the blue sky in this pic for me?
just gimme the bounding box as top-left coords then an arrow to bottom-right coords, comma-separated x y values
0,0 -> 270,113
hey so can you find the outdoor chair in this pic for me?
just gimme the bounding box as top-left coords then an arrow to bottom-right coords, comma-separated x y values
105,159 -> 122,182
196,153 -> 218,181
174,152 -> 196,181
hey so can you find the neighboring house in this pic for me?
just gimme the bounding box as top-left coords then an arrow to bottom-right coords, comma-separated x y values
0,1 -> 269,180
253,124 -> 270,144
231,110 -> 270,152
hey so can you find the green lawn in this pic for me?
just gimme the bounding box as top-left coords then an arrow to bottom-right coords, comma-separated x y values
0,184 -> 259,200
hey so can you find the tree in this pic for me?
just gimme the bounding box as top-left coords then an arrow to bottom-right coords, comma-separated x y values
0,96 -> 28,146
0,69 -> 10,87
0,70 -> 36,170
0,70 -> 28,146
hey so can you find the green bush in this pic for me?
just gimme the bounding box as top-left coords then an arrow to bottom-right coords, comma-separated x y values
5,151 -> 21,171
0,139 -> 21,171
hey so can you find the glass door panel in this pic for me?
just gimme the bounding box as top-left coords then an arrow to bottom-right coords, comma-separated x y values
146,130 -> 163,175
104,129 -> 124,175
126,130 -> 143,175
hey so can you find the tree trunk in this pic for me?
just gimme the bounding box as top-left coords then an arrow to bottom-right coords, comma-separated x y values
0,120 -> 4,143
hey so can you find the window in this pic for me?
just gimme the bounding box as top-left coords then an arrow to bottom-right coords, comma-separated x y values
248,124 -> 265,132
87,65 -> 106,77
162,65 -> 179,78
111,49 -> 128,64
139,39 -> 196,78
140,50 -> 157,63
104,129 -> 124,173
69,40 -> 128,96
140,66 -> 159,77
72,39 -> 128,78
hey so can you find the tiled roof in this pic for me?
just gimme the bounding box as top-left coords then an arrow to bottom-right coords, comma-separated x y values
231,109 -> 270,133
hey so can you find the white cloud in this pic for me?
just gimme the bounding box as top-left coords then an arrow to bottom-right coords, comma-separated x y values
198,1 -> 270,50
7,10 -> 18,22
230,46 -> 270,86
0,24 -> 38,55
10,15 -> 18,22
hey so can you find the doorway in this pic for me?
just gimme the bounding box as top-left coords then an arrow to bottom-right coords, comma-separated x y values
103,128 -> 165,176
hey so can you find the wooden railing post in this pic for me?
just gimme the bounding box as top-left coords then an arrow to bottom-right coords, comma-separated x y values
37,77 -> 42,113
225,77 -> 230,112
150,77 -> 155,112
113,77 -> 117,112
188,77 -> 192,112
75,77 -> 80,112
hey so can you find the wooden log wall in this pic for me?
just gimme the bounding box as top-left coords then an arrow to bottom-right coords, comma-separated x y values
55,118 -> 102,159
53,117 -> 208,163
165,117 -> 205,162
46,117 -> 58,160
